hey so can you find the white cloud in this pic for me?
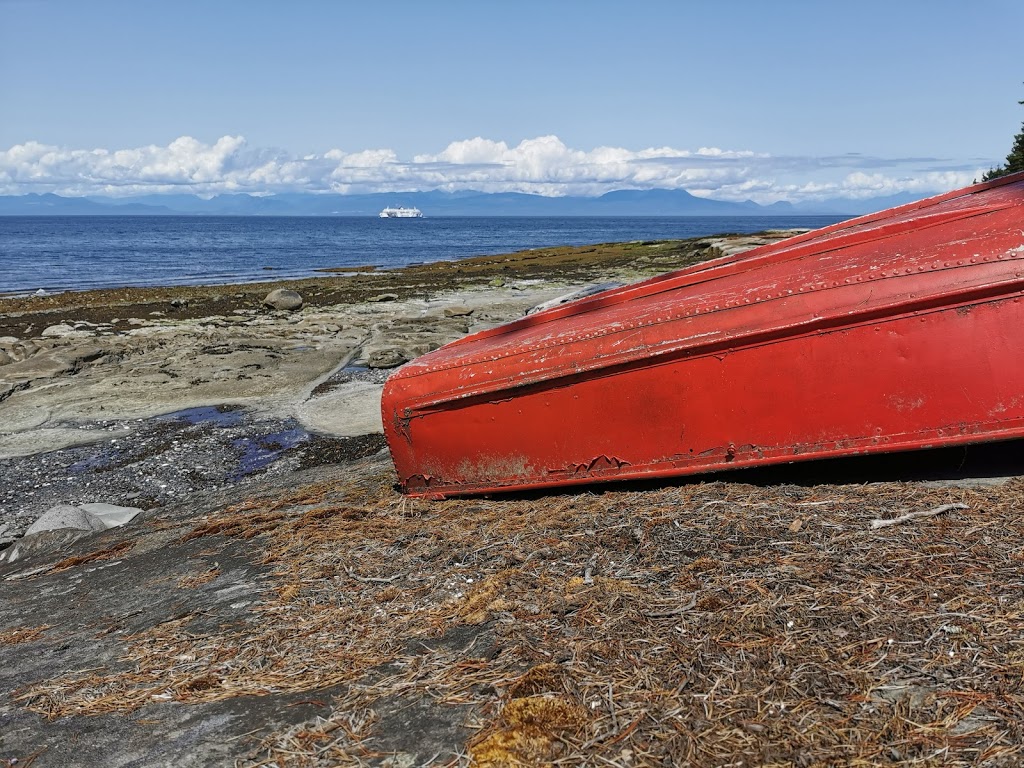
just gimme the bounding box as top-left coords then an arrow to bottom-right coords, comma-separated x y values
0,134 -> 991,204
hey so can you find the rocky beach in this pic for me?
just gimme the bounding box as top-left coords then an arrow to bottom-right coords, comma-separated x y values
1,234 -> 764,546
3,230 -> 1024,767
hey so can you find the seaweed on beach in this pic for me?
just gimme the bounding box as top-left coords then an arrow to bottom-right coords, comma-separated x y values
13,462 -> 1024,765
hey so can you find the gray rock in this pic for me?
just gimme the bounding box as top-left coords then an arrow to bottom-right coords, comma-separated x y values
0,348 -> 12,365
263,289 -> 303,311
526,282 -> 624,315
41,323 -> 85,338
368,293 -> 399,303
367,349 -> 409,369
443,306 -> 474,317
1,528 -> 92,565
24,504 -> 106,536
22,502 -> 143,538
79,503 -> 143,529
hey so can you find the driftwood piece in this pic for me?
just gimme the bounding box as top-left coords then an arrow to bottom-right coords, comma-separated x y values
870,503 -> 968,529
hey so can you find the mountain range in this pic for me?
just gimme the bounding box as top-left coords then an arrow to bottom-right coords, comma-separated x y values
0,189 -> 925,217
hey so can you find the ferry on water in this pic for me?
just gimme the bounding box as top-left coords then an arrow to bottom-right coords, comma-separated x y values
379,206 -> 423,218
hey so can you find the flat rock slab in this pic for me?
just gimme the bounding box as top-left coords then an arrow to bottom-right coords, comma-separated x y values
0,426 -> 133,459
295,381 -> 384,437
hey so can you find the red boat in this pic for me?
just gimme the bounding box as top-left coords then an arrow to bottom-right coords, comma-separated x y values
382,173 -> 1024,497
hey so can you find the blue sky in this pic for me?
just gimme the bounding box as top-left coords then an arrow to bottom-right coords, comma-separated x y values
1,0 -> 1021,203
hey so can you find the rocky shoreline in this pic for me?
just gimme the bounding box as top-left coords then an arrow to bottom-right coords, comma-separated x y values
18,230 -> 1023,766
0,232 -> 789,548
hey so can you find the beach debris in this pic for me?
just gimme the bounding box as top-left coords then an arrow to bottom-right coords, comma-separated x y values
7,465 -> 1024,764
869,502 -> 968,529
262,288 -> 303,311
368,348 -> 409,369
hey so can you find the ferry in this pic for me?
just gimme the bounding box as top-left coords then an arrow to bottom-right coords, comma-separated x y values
379,206 -> 423,218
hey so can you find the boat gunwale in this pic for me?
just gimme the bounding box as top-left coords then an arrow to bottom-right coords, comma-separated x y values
398,415 -> 1024,497
393,274 -> 1024,415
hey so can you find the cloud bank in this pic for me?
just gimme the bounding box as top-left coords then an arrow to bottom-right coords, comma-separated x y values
0,135 -> 988,204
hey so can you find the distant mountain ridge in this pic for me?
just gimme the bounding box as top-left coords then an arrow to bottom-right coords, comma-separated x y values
0,189 -> 925,217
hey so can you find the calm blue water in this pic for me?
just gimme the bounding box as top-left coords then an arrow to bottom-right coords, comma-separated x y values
0,215 -> 847,293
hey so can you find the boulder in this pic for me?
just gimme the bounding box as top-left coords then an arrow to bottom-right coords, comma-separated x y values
41,323 -> 93,338
24,504 -> 106,536
367,349 -> 409,369
263,289 -> 303,311
3,503 -> 145,565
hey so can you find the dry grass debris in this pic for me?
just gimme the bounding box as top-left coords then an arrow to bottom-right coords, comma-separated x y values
12,468 -> 1024,765
49,539 -> 135,573
0,625 -> 51,646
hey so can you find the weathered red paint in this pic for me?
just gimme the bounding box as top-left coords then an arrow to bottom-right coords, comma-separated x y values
382,172 -> 1024,497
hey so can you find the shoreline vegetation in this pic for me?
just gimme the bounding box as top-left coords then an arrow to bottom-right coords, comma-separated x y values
0,233 -> 759,338
3,229 -> 1023,766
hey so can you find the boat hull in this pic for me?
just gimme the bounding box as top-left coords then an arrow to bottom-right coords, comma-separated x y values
382,174 -> 1024,496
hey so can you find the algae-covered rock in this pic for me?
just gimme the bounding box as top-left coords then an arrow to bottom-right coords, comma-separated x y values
263,289 -> 303,311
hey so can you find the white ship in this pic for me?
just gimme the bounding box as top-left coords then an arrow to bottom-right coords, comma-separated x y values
379,206 -> 423,218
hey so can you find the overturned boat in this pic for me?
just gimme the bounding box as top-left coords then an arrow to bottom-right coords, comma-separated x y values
382,173 -> 1024,497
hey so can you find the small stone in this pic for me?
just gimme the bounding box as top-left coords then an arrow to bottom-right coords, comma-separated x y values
443,306 -> 474,317
0,349 -> 12,365
170,298 -> 189,308
488,277 -> 506,288
368,293 -> 399,303
263,289 -> 303,311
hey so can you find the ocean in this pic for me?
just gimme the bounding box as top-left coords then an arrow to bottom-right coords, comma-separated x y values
0,215 -> 847,294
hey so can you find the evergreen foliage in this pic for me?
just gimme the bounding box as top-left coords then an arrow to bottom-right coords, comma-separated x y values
983,90 -> 1024,181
